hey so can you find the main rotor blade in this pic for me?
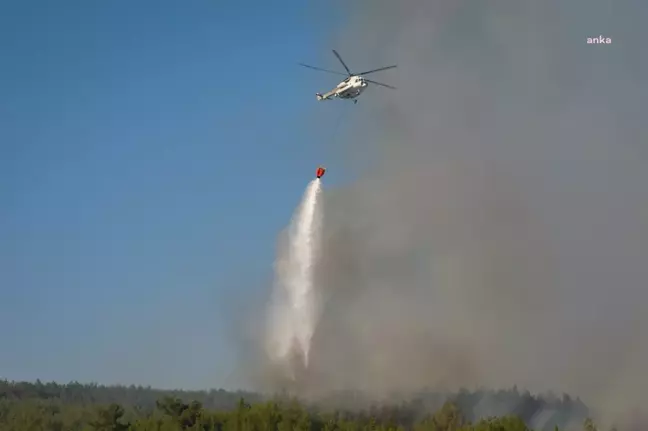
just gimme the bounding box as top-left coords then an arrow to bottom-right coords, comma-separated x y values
298,63 -> 348,76
358,65 -> 397,75
332,49 -> 352,75
365,79 -> 396,89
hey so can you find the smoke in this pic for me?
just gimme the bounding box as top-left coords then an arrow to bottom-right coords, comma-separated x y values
307,159 -> 560,396
292,0 -> 645,426
239,0 -> 646,428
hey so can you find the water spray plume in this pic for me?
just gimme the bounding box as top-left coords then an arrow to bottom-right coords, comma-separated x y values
266,178 -> 323,379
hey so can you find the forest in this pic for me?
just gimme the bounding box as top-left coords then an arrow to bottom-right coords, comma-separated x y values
0,379 -> 620,431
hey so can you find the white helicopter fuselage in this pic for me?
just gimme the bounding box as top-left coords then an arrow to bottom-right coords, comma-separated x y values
316,75 -> 368,101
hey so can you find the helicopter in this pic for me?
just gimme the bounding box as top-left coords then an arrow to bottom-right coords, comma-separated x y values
299,49 -> 397,104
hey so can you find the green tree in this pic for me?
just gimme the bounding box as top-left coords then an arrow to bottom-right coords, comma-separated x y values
89,403 -> 130,431
433,401 -> 465,431
583,418 -> 597,431
156,396 -> 204,430
469,416 -> 529,431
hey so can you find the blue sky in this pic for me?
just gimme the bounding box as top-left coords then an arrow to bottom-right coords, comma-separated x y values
0,0 -> 349,389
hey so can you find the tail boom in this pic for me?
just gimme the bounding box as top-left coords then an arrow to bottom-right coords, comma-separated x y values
316,90 -> 336,101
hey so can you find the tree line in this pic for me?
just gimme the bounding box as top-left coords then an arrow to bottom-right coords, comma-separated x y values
0,379 -> 616,431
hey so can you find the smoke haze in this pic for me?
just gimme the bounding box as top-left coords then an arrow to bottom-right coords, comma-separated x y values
240,0 -> 647,428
